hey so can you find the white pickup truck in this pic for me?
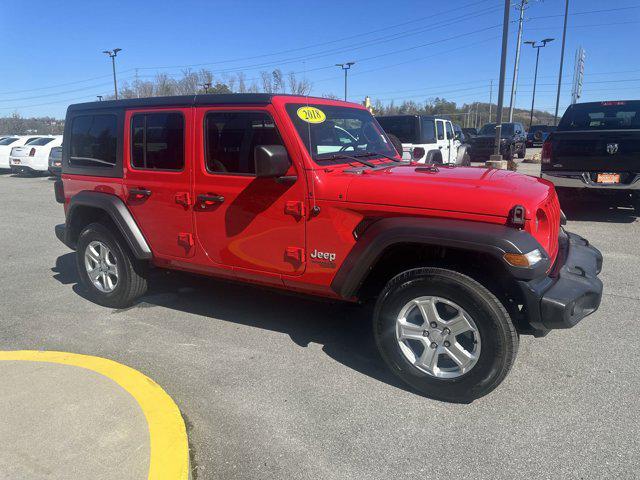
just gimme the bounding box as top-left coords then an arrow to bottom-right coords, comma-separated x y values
377,114 -> 470,165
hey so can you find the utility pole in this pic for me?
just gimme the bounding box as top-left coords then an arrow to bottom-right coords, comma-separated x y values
102,48 -> 122,100
508,0 -> 527,122
525,38 -> 554,128
554,0 -> 570,125
488,79 -> 493,123
492,0 -> 511,158
336,62 -> 355,101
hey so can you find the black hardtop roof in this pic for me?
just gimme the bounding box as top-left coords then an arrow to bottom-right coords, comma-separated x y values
66,93 -> 344,112
570,100 -> 640,107
376,114 -> 445,120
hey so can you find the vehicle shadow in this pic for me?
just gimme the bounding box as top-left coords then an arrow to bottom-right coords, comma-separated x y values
559,193 -> 638,223
52,253 -> 416,397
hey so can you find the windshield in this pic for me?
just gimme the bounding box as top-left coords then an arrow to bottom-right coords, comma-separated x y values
27,137 -> 54,146
286,104 -> 397,165
376,116 -> 418,143
558,101 -> 640,130
0,137 -> 19,145
478,123 -> 515,136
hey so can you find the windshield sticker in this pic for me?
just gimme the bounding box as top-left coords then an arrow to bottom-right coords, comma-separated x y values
297,106 -> 326,124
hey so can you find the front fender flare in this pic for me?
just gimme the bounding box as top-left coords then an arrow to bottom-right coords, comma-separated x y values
330,217 -> 549,299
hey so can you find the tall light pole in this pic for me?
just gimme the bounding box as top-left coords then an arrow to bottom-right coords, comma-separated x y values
524,38 -> 554,128
102,48 -> 122,100
96,95 -> 103,102
508,0 -> 528,122
200,82 -> 212,94
492,0 -> 511,158
335,62 -> 355,101
488,79 -> 493,123
554,0 -> 570,125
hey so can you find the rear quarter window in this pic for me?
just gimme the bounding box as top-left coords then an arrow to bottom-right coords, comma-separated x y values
69,114 -> 118,168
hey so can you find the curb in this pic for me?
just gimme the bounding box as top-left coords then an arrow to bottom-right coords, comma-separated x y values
0,350 -> 190,480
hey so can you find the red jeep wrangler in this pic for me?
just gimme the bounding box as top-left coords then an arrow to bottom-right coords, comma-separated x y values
54,94 -> 603,401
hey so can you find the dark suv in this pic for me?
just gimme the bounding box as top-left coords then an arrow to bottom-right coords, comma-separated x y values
469,122 -> 527,161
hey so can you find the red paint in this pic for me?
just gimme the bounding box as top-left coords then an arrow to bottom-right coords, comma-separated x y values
63,96 -> 562,299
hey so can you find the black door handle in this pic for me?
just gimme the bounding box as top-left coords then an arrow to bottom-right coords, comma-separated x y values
197,194 -> 225,209
129,188 -> 152,198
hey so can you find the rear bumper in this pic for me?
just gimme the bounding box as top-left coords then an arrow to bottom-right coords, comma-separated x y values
519,231 -> 603,331
541,171 -> 640,190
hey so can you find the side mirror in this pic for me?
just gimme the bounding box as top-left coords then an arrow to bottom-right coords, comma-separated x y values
454,133 -> 461,141
254,145 -> 291,178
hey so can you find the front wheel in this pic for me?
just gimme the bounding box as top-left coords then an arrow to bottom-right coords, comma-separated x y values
76,222 -> 148,308
373,268 -> 518,402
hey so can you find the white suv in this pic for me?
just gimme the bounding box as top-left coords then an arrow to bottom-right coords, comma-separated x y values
10,136 -> 62,175
377,115 -> 468,165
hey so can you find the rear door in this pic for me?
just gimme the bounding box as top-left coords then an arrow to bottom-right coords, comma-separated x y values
123,108 -> 195,258
444,121 -> 455,162
192,106 -> 306,276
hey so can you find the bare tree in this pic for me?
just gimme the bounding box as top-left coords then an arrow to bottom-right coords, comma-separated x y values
155,73 -> 176,96
260,71 -> 273,93
272,69 -> 285,93
177,69 -> 199,95
288,72 -> 312,95
237,72 -> 247,93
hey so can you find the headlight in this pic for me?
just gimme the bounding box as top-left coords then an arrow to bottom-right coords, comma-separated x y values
503,249 -> 543,267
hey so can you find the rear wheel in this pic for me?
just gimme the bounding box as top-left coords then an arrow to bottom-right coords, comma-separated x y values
76,222 -> 148,308
373,268 -> 518,402
518,145 -> 526,159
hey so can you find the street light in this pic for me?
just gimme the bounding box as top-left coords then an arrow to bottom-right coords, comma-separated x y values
335,62 -> 355,101
200,82 -> 212,94
524,38 -> 554,128
96,95 -> 103,102
102,48 -> 122,100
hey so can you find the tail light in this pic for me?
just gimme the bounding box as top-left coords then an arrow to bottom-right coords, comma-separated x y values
413,147 -> 425,159
54,178 -> 65,204
29,148 -> 36,157
541,140 -> 552,164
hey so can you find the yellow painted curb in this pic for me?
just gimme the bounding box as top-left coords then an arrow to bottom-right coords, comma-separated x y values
0,350 -> 189,480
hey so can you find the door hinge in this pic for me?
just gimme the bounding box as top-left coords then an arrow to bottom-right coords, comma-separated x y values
284,201 -> 306,218
285,246 -> 305,263
175,192 -> 192,207
177,232 -> 194,249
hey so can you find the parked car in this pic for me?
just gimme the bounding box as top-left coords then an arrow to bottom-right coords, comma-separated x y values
526,124 -> 556,147
54,94 -> 602,402
462,127 -> 477,138
0,135 -> 45,170
10,136 -> 62,175
468,122 -> 527,161
377,114 -> 466,164
541,100 -> 640,206
48,145 -> 63,176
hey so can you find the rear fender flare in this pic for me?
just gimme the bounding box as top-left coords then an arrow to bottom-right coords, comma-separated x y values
65,191 -> 152,260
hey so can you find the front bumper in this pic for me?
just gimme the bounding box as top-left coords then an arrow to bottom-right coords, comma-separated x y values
541,171 -> 640,190
520,231 -> 603,332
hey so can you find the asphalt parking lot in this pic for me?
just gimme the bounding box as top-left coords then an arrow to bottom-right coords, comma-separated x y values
1,158 -> 639,480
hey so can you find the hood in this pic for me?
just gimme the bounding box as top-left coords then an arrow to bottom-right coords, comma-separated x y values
341,165 -> 553,219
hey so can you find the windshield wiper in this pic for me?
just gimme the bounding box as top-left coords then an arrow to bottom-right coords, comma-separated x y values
354,152 -> 403,162
324,153 -> 376,168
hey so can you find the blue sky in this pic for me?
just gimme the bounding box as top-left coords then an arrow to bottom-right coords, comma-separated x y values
1,0 -> 638,119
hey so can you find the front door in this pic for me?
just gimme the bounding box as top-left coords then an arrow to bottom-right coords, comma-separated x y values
123,108 -> 194,258
193,106 -> 306,276
435,120 -> 450,161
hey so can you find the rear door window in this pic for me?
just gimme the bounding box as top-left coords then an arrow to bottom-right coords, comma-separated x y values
436,121 -> 444,140
131,112 -> 184,170
420,118 -> 436,143
69,114 -> 118,167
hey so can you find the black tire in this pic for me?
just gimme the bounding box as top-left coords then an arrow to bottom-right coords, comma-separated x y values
76,222 -> 148,308
518,145 -> 526,159
373,267 -> 518,402
505,144 -> 514,161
